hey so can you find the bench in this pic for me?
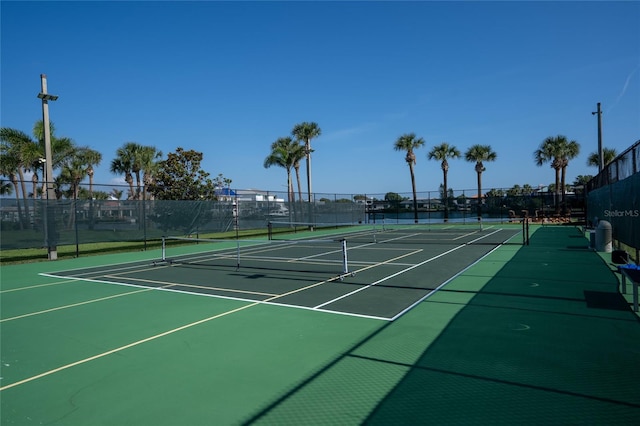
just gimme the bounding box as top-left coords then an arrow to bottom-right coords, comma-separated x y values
619,264 -> 640,312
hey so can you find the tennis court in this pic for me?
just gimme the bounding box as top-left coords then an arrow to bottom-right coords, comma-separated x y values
3,223 -> 640,425
40,224 -> 524,320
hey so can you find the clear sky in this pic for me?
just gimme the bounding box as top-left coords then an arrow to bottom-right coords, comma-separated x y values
2,0 -> 639,197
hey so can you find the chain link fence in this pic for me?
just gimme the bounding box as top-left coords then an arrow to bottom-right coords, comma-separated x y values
586,139 -> 640,262
1,184 -> 586,253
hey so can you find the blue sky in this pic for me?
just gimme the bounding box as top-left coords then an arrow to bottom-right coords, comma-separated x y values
2,0 -> 639,197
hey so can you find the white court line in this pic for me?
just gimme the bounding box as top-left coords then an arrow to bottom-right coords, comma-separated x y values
159,240 -> 344,266
313,245 -> 466,309
31,252 -> 359,324
1,228 -> 510,390
0,279 -> 81,293
1,238 -> 375,324
35,240 -> 259,277
39,272 -> 289,308
0,263 -> 374,392
1,288 -> 152,323
28,228 -> 505,323
0,302 -> 259,392
389,243 -> 505,321
259,300 -> 390,321
452,230 -> 481,241
103,274 -> 278,297
314,229 -> 504,310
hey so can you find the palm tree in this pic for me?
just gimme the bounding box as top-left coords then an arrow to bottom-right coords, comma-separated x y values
559,139 -> 580,214
59,146 -> 103,228
0,128 -> 34,225
394,133 -> 425,224
291,122 -> 321,203
292,148 -> 306,204
110,144 -> 136,199
534,135 -> 579,215
428,142 -> 460,221
574,175 -> 592,186
30,120 -> 75,194
0,148 -> 25,229
264,137 -> 299,217
587,148 -> 617,169
110,188 -> 124,200
138,145 -> 163,200
58,147 -> 100,197
465,144 -> 497,221
126,142 -> 145,199
1,122 -> 75,228
17,131 -> 44,202
110,142 -> 162,200
80,147 -> 102,230
0,178 -> 12,196
60,148 -> 87,228
83,149 -> 102,199
534,138 -> 562,213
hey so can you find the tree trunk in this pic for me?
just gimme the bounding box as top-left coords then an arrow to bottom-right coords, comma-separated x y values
561,166 -> 567,215
554,167 -> 561,214
126,173 -> 135,200
294,165 -> 303,204
305,141 -> 312,203
18,169 -> 30,228
287,169 -> 294,223
476,171 -> 482,221
32,173 -> 38,229
443,167 -> 449,221
410,163 -> 418,224
11,179 -> 24,230
135,171 -> 142,200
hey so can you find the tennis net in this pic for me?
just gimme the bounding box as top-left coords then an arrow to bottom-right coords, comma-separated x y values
267,219 -> 529,246
155,235 -> 354,280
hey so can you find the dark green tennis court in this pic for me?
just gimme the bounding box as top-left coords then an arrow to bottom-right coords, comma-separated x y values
41,224 -> 523,320
2,224 -> 640,425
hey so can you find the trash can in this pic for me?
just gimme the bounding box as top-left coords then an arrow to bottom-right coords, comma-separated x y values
612,250 -> 629,264
595,220 -> 612,252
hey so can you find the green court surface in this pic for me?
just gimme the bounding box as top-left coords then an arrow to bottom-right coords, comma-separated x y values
2,224 -> 639,425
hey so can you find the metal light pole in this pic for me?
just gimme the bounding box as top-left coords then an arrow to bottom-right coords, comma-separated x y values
305,142 -> 313,229
38,158 -> 48,247
592,102 -> 603,173
38,74 -> 59,260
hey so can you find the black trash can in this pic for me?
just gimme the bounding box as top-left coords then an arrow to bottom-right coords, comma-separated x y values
612,250 -> 629,264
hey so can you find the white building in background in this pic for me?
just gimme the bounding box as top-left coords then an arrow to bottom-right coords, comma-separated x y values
215,189 -> 289,217
229,189 -> 286,204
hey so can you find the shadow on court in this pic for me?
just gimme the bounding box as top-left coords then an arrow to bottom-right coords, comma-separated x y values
361,226 -> 640,424
246,226 -> 640,424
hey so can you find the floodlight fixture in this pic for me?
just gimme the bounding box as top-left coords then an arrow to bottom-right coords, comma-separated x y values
37,93 -> 59,101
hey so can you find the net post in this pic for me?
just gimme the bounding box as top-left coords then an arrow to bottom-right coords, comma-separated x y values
341,238 -> 348,275
526,217 -> 530,245
235,195 -> 240,270
236,242 -> 240,271
161,236 -> 166,261
267,221 -> 272,240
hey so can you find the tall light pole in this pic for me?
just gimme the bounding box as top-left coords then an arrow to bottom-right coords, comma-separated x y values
592,102 -> 603,173
38,74 -> 59,260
